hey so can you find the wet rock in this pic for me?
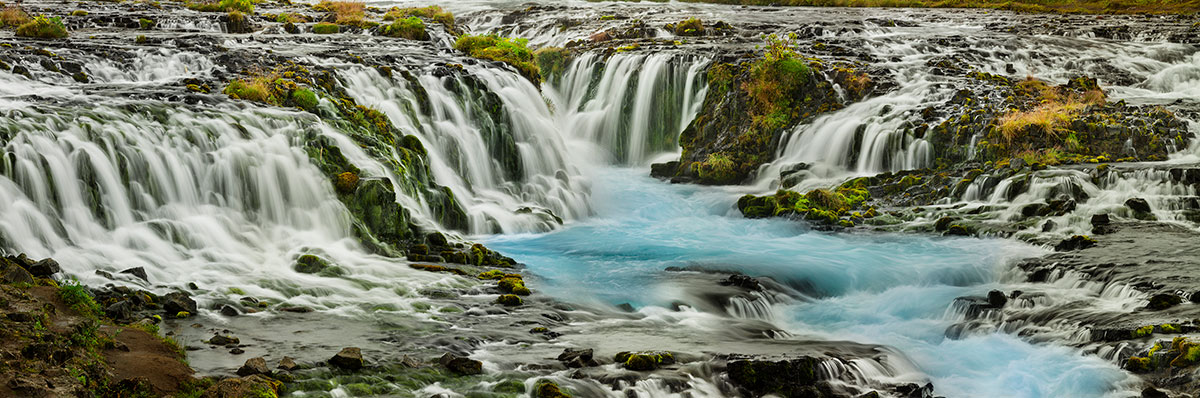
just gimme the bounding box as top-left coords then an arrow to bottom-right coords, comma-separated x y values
220,305 -> 239,317
278,356 -> 299,371
616,303 -> 636,312
294,254 -> 331,274
944,224 -> 971,236
534,380 -> 570,398
496,294 -> 523,306
1191,290 -> 1200,304
1147,293 -> 1182,310
439,353 -> 482,375
935,216 -> 955,231
204,374 -> 282,398
615,351 -> 674,371
1091,213 -> 1115,234
120,267 -> 148,281
1054,235 -> 1096,251
230,348 -> 245,355
329,347 -> 364,370
162,291 -> 197,315
207,334 -> 240,346
1142,387 -> 1170,398
727,357 -> 824,397
28,258 -> 60,277
557,348 -> 598,368
986,290 -> 1008,308
1126,197 -> 1152,213
237,357 -> 270,376
720,274 -> 763,291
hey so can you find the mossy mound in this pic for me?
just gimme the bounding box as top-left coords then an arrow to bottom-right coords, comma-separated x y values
454,34 -> 540,83
15,15 -> 67,39
614,351 -> 675,371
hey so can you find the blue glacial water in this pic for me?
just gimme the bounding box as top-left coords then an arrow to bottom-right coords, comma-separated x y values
485,167 -> 1135,398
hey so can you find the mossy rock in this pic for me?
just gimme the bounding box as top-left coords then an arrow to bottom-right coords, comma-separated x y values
614,351 -> 674,371
533,380 -> 570,398
496,294 -> 522,306
294,254 -> 331,274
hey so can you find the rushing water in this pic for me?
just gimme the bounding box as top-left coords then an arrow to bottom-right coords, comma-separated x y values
487,168 -> 1138,397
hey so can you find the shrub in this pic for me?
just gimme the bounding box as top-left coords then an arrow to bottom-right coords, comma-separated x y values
0,6 -> 30,28
743,34 -> 810,129
454,34 -> 539,81
16,15 -> 67,38
59,279 -> 101,318
381,16 -> 426,40
312,22 -> 339,34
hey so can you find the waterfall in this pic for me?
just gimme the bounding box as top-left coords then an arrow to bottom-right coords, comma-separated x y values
548,52 -> 710,165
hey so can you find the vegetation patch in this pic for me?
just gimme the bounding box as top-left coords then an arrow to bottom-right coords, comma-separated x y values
534,47 -> 570,83
674,0 -> 1200,15
383,5 -> 455,30
454,34 -> 540,82
15,15 -> 67,38
381,16 -> 427,40
313,22 -> 339,34
187,0 -> 254,13
0,6 -> 31,28
314,0 -> 365,26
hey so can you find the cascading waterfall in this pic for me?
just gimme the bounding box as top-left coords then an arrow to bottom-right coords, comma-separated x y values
548,52 -> 710,165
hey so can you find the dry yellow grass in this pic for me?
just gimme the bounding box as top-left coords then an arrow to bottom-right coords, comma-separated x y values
316,0 -> 364,25
0,6 -> 31,28
996,77 -> 1106,143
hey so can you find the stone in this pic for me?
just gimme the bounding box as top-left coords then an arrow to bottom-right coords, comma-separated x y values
720,274 -> 762,291
1125,198 -> 1152,214
203,375 -> 281,398
987,290 -> 1008,308
1091,213 -> 1111,226
438,353 -> 482,375
727,357 -> 822,396
1142,387 -> 1170,398
237,357 -> 269,376
120,267 -> 148,281
1054,235 -> 1096,251
2,263 -> 33,285
329,347 -> 363,370
615,351 -> 674,371
1148,293 -> 1182,310
106,300 -> 134,322
557,348 -> 598,368
294,254 -> 330,274
278,356 -> 299,371
220,305 -> 240,317
616,303 -> 636,312
207,334 -> 240,346
162,292 -> 197,315
28,258 -> 60,277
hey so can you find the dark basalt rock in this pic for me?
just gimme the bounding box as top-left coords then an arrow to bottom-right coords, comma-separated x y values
557,348 -> 598,368
1147,293 -> 1182,311
720,274 -> 763,291
1054,235 -> 1096,251
438,353 -> 482,375
1126,197 -> 1152,213
986,290 -> 1008,308
207,334 -> 240,346
28,259 -> 60,277
162,291 -> 197,315
727,357 -> 823,396
119,267 -> 148,281
329,347 -> 364,370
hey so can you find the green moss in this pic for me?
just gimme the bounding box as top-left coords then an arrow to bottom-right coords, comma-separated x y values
295,254 -> 332,274
454,34 -> 539,81
71,10 -> 89,16
1132,325 -> 1155,338
1161,323 -> 1181,333
383,5 -> 454,28
313,22 -> 339,34
16,15 -> 68,39
496,294 -> 522,306
673,17 -> 704,36
744,34 -> 810,130
381,16 -> 427,40
187,0 -> 253,12
615,351 -> 674,371
139,17 -> 155,29
498,277 -> 531,296
291,88 -> 319,112
695,153 -> 738,184
534,47 -> 570,83
1126,356 -> 1152,373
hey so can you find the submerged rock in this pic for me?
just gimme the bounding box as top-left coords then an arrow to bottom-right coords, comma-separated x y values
557,348 -> 598,368
237,357 -> 270,376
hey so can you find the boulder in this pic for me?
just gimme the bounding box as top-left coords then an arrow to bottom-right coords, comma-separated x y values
120,267 -> 148,281
557,348 -> 598,368
615,351 -> 674,371
727,357 -> 822,397
28,259 -> 60,277
162,292 -> 197,315
1147,293 -> 1182,310
1055,235 -> 1096,251
220,305 -> 240,317
1125,198 -> 1152,213
1,263 -> 33,285
203,375 -> 281,398
105,300 -> 134,322
986,290 -> 1008,308
294,254 -> 331,274
329,347 -> 363,370
438,353 -> 482,375
237,357 -> 269,376
207,334 -> 240,346
278,356 -> 299,371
